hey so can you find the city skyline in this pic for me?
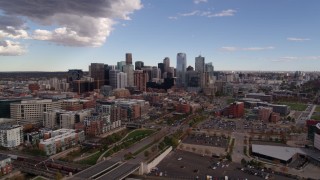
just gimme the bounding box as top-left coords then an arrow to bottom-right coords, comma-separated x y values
0,0 -> 319,71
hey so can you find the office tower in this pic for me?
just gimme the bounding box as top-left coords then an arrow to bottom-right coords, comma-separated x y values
186,70 -> 200,87
134,70 -> 148,92
195,55 -> 205,73
122,64 -> 134,87
176,53 -> 187,87
117,72 -> 128,89
205,62 -> 214,75
109,69 -> 120,89
151,66 -> 161,79
126,53 -> 133,65
158,63 -> 164,77
89,63 -> 105,89
141,66 -> 152,82
135,61 -> 144,70
117,61 -> 126,71
104,65 -> 110,85
163,57 -> 170,73
67,69 -> 83,83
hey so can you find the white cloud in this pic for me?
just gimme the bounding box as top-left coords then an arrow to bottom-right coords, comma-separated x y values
179,11 -> 199,17
272,56 -> 320,62
0,0 -> 142,48
194,0 -> 208,4
0,27 -> 29,39
32,17 -> 114,47
208,9 -> 237,17
287,37 -> 310,42
169,9 -> 236,20
221,46 -> 274,52
0,40 -> 26,56
242,46 -> 274,51
220,46 -> 238,52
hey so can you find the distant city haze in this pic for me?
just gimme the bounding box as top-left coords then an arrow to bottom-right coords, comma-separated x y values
0,0 -> 319,71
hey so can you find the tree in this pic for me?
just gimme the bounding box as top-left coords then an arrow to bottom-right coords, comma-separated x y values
55,172 -> 63,180
144,150 -> 150,157
226,153 -> 232,161
241,158 -> 247,166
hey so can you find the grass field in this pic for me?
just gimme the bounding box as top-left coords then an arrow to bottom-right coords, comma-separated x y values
276,101 -> 308,111
315,106 -> 320,112
123,129 -> 154,141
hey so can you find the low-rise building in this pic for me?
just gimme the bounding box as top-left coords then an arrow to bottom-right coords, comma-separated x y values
39,129 -> 84,155
0,155 -> 12,175
0,125 -> 23,148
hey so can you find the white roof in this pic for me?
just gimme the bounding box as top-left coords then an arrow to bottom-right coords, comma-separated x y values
252,144 -> 306,161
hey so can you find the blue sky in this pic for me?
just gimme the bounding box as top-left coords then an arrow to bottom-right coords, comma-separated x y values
0,0 -> 319,71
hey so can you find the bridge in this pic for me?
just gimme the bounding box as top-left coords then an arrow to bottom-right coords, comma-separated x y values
71,160 -> 140,180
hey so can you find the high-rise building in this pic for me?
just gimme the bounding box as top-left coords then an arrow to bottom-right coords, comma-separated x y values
89,63 -> 105,89
163,57 -> 170,73
117,61 -> 126,71
158,63 -> 164,77
10,99 -> 61,125
195,55 -> 205,73
109,69 -> 120,89
104,65 -> 110,85
122,64 -> 134,87
126,53 -> 133,65
117,72 -> 128,89
134,70 -> 148,92
135,61 -> 144,70
151,66 -> 161,79
176,53 -> 187,87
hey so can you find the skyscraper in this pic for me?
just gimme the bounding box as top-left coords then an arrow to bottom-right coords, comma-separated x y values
134,70 -> 148,92
176,53 -> 187,87
195,55 -> 205,73
89,63 -> 105,89
126,53 -> 132,65
117,72 -> 128,89
109,69 -> 120,89
135,61 -> 144,70
122,64 -> 134,87
163,57 -> 170,73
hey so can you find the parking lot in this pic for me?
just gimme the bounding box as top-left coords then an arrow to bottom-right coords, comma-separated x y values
200,118 -> 237,131
183,134 -> 229,148
147,150 -> 295,180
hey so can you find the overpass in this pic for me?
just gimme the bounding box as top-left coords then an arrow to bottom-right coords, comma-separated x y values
71,160 -> 140,180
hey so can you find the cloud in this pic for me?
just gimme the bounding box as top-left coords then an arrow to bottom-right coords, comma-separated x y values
220,46 -> 238,52
194,0 -> 208,4
0,15 -> 29,39
179,11 -> 200,17
220,46 -> 274,52
272,56 -> 320,62
208,9 -> 237,17
0,0 -> 142,47
287,37 -> 310,42
0,40 -> 26,56
169,9 -> 236,20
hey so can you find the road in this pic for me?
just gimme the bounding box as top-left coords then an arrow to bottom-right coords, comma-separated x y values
231,132 -> 249,163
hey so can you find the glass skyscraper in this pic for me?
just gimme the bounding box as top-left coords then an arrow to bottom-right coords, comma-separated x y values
176,53 -> 187,87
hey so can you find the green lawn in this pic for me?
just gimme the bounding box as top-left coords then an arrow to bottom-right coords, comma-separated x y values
78,151 -> 103,165
315,106 -> 320,112
311,115 -> 320,120
123,129 -> 154,141
276,101 -> 308,111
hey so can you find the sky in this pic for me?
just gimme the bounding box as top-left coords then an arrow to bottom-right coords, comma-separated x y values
0,0 -> 319,72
